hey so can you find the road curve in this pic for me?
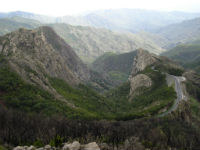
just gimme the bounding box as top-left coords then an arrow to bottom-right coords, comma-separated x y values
159,75 -> 187,117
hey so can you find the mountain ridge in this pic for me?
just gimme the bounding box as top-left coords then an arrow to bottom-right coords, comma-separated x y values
1,9 -> 200,32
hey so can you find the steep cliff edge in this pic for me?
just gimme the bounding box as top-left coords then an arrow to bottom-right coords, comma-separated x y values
130,48 -> 157,76
129,49 -> 157,99
0,26 -> 90,88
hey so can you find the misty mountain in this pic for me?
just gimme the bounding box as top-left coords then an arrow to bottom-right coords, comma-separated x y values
83,9 -> 200,32
1,9 -> 200,33
49,23 -> 165,63
156,17 -> 200,48
0,16 -> 41,35
0,16 -> 165,63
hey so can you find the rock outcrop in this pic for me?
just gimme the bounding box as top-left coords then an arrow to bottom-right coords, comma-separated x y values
129,49 -> 155,99
131,49 -> 157,76
13,145 -> 36,150
81,142 -> 100,150
129,74 -> 152,99
63,141 -> 81,150
13,142 -> 100,150
0,27 -> 90,86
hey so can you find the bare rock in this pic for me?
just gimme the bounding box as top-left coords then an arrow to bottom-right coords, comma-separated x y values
62,141 -> 81,150
13,146 -> 25,150
99,143 -> 110,150
82,142 -> 100,150
129,74 -> 152,99
131,49 -> 157,76
44,145 -> 51,150
35,148 -> 44,150
27,146 -> 36,150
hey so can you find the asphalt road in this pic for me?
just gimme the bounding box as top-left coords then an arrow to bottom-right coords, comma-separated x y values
159,75 -> 187,117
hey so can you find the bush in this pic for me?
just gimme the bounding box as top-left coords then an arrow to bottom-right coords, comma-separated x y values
33,139 -> 44,148
49,135 -> 64,147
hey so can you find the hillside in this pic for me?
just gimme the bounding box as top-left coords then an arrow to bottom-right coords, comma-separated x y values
91,51 -> 137,84
0,26 -> 90,85
1,30 -> 200,149
49,23 -> 165,63
0,27 -> 118,119
1,10 -> 200,150
0,17 -> 165,63
162,43 -> 200,73
0,31 -> 181,120
0,16 -> 41,35
156,17 -> 200,48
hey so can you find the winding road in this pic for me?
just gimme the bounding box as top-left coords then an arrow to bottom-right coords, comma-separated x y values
159,74 -> 187,117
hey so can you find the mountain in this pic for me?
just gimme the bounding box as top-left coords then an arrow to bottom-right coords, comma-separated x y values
49,23 -> 165,63
162,43 -> 200,73
0,26 -> 117,119
0,16 -> 165,63
0,27 -> 179,120
156,17 -> 200,48
0,16 -> 41,35
0,26 -> 90,85
91,51 -> 137,84
1,10 -> 200,33
0,29 -> 184,119
0,11 -> 57,23
83,9 -> 200,33
92,48 -> 184,85
1,30 -> 200,149
0,13 -> 200,150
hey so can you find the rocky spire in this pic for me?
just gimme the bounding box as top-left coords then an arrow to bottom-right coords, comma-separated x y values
131,48 -> 157,76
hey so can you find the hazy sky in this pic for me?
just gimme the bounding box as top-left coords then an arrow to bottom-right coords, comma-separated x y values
1,0 -> 200,16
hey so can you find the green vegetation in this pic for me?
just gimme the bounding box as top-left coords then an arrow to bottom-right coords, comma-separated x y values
185,80 -> 200,101
190,98 -> 200,120
33,140 -> 44,148
0,55 -> 176,121
162,43 -> 200,73
49,67 -> 176,120
91,51 -> 137,85
0,146 -> 7,150
155,64 -> 184,76
0,63 -> 102,119
92,51 -> 136,75
49,135 -> 64,147
107,68 -> 176,120
49,77 -> 113,119
108,71 -> 129,82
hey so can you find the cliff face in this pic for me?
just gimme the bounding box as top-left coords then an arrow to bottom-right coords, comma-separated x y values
131,49 -> 157,76
129,74 -> 152,99
129,49 -> 156,99
0,27 -> 90,87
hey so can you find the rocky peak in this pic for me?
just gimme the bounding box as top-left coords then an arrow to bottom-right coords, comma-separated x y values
0,26 -> 90,86
128,49 -> 156,100
131,48 -> 157,76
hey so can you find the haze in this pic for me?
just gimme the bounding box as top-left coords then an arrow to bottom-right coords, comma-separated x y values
0,0 -> 200,16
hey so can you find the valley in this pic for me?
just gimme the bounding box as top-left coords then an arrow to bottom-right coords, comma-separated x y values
0,8 -> 200,150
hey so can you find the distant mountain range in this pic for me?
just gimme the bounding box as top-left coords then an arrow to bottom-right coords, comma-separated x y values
1,9 -> 200,33
1,9 -> 200,63
0,16 -> 165,63
0,16 -> 41,35
155,17 -> 200,48
1,13 -> 200,150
